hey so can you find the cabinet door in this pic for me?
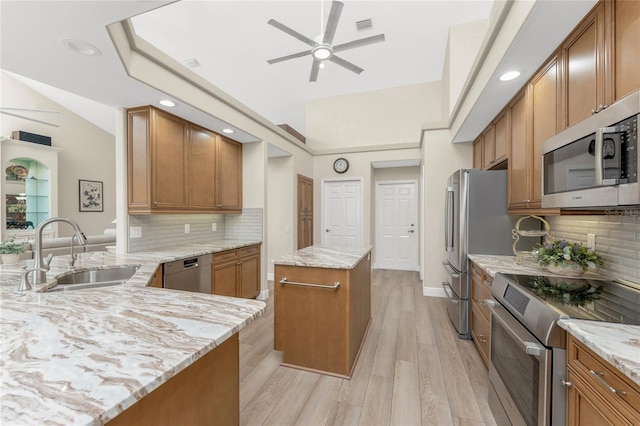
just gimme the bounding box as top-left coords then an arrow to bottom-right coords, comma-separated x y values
530,54 -> 560,208
152,110 -> 189,209
189,126 -> 217,209
567,369 -> 630,426
508,90 -> 530,209
239,255 -> 260,299
216,136 -> 242,211
473,136 -> 483,169
561,3 -> 606,129
127,107 -> 152,210
482,125 -> 495,170
212,262 -> 237,297
614,0 -> 640,100
494,111 -> 508,164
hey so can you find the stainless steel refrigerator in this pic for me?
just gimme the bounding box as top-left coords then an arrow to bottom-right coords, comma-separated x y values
442,169 -> 516,339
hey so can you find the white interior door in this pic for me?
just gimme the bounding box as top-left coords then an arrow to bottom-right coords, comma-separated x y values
376,181 -> 419,271
322,179 -> 362,247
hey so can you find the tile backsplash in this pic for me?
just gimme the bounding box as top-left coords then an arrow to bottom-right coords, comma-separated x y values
128,208 -> 263,252
546,214 -> 640,284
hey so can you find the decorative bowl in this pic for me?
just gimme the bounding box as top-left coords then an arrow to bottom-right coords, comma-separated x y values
545,263 -> 586,276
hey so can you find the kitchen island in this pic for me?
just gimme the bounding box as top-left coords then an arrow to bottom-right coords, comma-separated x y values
273,245 -> 372,378
0,240 -> 265,425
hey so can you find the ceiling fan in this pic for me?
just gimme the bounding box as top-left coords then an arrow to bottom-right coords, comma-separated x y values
266,0 -> 385,82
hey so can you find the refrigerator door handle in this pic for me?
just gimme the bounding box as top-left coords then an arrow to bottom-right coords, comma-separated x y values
442,261 -> 460,278
444,186 -> 455,252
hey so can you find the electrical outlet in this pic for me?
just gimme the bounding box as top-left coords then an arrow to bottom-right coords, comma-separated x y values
130,226 -> 142,239
587,233 -> 596,249
212,223 -> 217,232
185,224 -> 190,234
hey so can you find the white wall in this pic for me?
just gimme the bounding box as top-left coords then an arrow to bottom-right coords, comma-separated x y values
305,82 -> 440,152
422,129 -> 472,293
1,71 -> 116,237
266,156 -> 295,276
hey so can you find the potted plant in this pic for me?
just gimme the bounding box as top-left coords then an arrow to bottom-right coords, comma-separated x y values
533,239 -> 604,276
0,237 -> 26,265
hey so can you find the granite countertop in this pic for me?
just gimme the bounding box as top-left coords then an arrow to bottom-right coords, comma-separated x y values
0,240 -> 265,425
469,254 -> 640,388
272,244 -> 373,269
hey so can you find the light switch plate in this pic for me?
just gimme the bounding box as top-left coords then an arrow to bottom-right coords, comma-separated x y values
212,223 -> 217,232
130,226 -> 142,239
185,224 -> 190,234
587,233 -> 596,249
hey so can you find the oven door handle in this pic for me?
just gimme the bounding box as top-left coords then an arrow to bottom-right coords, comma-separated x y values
485,300 -> 546,358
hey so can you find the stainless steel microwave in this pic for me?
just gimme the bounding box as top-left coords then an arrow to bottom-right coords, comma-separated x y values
542,91 -> 639,208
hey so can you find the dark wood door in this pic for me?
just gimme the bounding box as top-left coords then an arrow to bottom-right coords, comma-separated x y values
297,174 -> 313,249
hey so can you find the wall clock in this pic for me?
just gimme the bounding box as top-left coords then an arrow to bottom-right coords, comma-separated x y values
333,157 -> 349,174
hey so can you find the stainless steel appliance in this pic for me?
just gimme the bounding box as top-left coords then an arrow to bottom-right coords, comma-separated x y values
442,169 -> 517,338
163,255 -> 212,293
487,273 -> 640,426
542,90 -> 639,209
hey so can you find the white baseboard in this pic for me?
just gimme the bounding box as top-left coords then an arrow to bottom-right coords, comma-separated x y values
423,287 -> 447,298
256,288 -> 270,300
267,272 -> 274,282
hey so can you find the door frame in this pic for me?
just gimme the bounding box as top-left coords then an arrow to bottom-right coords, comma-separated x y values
320,177 -> 364,247
374,179 -> 420,271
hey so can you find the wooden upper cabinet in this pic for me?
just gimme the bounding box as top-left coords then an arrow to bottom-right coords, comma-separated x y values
127,106 -> 242,214
508,90 -> 530,209
530,53 -> 560,208
216,136 -> 242,211
493,112 -> 508,164
613,0 -> 640,100
561,2 -> 607,129
189,126 -> 217,210
473,136 -> 483,169
481,125 -> 496,170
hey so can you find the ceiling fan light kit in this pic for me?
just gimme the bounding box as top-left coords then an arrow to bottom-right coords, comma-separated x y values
266,0 -> 385,82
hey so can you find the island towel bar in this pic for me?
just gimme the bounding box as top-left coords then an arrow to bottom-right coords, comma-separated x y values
279,277 -> 340,290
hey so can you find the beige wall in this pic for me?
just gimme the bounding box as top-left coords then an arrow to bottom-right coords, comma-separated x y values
266,155 -> 295,276
305,82 -> 439,152
422,129 -> 472,291
1,71 -> 116,237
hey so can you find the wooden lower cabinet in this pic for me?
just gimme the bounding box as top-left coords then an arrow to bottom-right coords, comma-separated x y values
149,265 -> 163,288
211,244 -> 261,299
108,334 -> 239,426
274,252 -> 371,378
470,261 -> 492,367
567,334 -> 640,425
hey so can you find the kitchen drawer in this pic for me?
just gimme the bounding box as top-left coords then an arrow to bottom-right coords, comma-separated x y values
213,249 -> 238,264
568,335 -> 640,423
470,301 -> 490,367
471,277 -> 492,321
238,244 -> 260,258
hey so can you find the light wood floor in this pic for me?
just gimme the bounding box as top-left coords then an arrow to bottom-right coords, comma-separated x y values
239,269 -> 498,426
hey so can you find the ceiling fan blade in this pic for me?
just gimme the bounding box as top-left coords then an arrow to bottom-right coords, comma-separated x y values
268,19 -> 316,47
333,34 -> 386,53
329,55 -> 364,75
267,49 -> 312,64
309,59 -> 321,82
323,1 -> 344,45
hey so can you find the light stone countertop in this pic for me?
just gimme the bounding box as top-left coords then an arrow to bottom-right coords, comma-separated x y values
468,254 -> 640,388
272,244 -> 373,269
1,240 -> 265,425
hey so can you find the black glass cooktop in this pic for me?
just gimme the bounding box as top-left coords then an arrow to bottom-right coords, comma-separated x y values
501,274 -> 640,325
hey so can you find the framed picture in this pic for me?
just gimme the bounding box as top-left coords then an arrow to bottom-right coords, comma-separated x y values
79,180 -> 103,212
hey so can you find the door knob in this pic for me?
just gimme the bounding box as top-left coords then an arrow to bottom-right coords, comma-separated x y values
325,229 -> 330,232
408,230 -> 415,233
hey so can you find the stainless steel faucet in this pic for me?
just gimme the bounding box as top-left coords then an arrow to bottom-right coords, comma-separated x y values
31,217 -> 86,285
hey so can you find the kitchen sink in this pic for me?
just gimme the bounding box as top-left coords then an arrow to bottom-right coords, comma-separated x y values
48,265 -> 140,292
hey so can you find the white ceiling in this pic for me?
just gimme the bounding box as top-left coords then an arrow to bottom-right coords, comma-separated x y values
0,0 -> 596,148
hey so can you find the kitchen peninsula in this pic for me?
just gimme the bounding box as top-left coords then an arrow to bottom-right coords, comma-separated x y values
0,240 -> 265,425
273,245 -> 372,378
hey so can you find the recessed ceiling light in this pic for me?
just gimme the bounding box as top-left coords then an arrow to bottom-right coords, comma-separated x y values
222,128 -> 234,134
159,100 -> 176,107
60,37 -> 101,57
499,71 -> 521,81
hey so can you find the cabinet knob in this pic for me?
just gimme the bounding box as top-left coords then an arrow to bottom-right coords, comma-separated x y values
153,201 -> 158,206
561,379 -> 572,388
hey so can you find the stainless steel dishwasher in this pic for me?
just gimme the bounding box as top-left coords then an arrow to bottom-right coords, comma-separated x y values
163,255 -> 212,294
